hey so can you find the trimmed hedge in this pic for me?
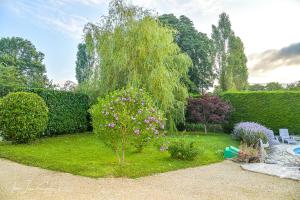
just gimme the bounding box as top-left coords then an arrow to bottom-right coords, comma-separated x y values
0,85 -> 90,135
221,91 -> 300,134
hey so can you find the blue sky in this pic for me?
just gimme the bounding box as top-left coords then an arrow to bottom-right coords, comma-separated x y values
1,0 -> 300,84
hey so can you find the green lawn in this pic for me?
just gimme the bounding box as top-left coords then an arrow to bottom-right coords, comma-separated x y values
0,132 -> 238,178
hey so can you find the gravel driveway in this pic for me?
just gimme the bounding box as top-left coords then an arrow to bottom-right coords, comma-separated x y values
0,159 -> 299,200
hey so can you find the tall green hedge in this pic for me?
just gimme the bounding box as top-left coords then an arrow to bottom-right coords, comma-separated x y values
221,91 -> 300,134
0,85 -> 90,135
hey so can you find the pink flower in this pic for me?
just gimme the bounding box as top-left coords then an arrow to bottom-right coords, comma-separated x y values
160,145 -> 168,151
134,129 -> 140,135
108,123 -> 115,128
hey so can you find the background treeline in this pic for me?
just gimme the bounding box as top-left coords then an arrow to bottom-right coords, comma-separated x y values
248,81 -> 300,91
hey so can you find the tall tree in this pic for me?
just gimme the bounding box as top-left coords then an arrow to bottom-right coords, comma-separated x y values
159,14 -> 215,93
84,0 -> 191,130
75,43 -> 93,84
0,37 -> 48,88
227,36 -> 248,90
212,13 -> 248,91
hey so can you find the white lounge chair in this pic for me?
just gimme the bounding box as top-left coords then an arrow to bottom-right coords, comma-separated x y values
267,130 -> 280,146
279,129 -> 297,144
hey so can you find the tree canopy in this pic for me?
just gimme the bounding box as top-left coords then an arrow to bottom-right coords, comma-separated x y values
265,82 -> 284,91
75,43 -> 94,84
212,13 -> 248,91
287,81 -> 300,90
186,94 -> 231,134
248,83 -> 266,91
0,37 -> 48,88
159,14 -> 215,93
83,0 -> 191,130
0,64 -> 26,88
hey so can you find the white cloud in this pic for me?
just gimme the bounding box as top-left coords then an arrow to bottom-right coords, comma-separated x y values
133,0 -> 222,14
133,0 -> 223,32
37,15 -> 89,40
47,0 -> 107,6
249,65 -> 300,84
75,0 -> 106,5
6,0 -> 105,40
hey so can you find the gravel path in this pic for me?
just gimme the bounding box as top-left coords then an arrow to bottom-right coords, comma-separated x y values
0,159 -> 299,200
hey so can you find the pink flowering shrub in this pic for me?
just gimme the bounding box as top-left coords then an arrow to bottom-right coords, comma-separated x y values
90,87 -> 164,164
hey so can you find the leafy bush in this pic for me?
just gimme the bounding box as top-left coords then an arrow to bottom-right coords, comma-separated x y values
184,123 -> 224,133
0,92 -> 48,143
90,87 -> 164,164
232,122 -> 268,147
185,123 -> 204,131
0,84 -> 15,97
186,94 -> 231,133
168,140 -> 199,160
237,143 -> 260,163
0,85 -> 90,135
221,91 -> 300,134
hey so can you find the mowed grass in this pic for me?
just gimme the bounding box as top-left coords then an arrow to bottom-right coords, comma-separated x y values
0,132 -> 238,178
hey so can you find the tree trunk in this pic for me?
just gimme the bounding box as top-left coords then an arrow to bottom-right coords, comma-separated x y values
121,141 -> 125,165
116,150 -> 121,164
204,124 -> 207,134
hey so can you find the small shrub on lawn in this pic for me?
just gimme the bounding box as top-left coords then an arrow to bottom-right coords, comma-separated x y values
90,87 -> 164,164
0,92 -> 48,143
168,140 -> 199,161
232,122 -> 268,147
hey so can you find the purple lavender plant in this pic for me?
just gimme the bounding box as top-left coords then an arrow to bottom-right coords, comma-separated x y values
233,122 -> 279,146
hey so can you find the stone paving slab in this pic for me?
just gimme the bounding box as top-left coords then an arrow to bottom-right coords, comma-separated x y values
242,142 -> 300,181
265,143 -> 300,167
241,163 -> 300,181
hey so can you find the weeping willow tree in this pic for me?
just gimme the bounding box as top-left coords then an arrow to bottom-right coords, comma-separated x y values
83,0 -> 191,130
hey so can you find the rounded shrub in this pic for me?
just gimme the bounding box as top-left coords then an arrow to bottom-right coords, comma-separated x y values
0,92 -> 48,143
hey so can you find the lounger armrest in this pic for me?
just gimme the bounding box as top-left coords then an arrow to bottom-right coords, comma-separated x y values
278,136 -> 284,142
